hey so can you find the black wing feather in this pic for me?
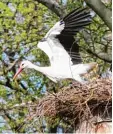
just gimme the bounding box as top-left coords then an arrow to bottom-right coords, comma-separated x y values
57,35 -> 82,64
56,7 -> 92,64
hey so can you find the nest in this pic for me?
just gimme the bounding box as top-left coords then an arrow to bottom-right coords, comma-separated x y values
32,78 -> 112,127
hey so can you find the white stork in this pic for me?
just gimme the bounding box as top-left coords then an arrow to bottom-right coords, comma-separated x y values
13,8 -> 97,83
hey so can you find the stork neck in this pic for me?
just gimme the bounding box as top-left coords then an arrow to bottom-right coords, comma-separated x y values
30,63 -> 42,72
30,63 -> 51,75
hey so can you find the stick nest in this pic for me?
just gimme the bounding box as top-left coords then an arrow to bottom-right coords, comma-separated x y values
34,78 -> 112,125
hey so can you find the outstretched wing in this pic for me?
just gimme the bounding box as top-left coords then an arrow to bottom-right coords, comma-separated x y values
38,8 -> 91,65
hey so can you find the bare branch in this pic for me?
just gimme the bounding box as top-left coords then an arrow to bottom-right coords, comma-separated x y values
34,0 -> 65,17
87,49 -> 112,63
7,59 -> 20,71
85,0 -> 112,31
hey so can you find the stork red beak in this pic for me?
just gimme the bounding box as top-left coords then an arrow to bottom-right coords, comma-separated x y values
13,67 -> 23,80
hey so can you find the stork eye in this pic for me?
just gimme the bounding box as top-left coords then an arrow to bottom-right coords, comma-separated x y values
21,63 -> 24,66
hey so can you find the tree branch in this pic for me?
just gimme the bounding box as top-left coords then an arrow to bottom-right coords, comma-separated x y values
85,0 -> 112,31
87,49 -> 112,63
34,0 -> 65,17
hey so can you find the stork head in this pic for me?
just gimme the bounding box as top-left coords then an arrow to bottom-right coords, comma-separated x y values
13,60 -> 31,80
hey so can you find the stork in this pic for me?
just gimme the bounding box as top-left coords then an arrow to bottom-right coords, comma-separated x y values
13,8 -> 97,83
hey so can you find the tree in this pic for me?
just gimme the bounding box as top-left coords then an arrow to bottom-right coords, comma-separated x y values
0,0 -> 112,133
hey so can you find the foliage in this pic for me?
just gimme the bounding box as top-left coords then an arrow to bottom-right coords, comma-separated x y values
0,0 -> 58,132
0,0 -> 112,133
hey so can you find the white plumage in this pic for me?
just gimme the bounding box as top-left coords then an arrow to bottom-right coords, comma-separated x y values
13,8 -> 97,83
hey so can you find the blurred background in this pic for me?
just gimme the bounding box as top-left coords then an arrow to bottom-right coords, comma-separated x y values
0,0 -> 112,133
